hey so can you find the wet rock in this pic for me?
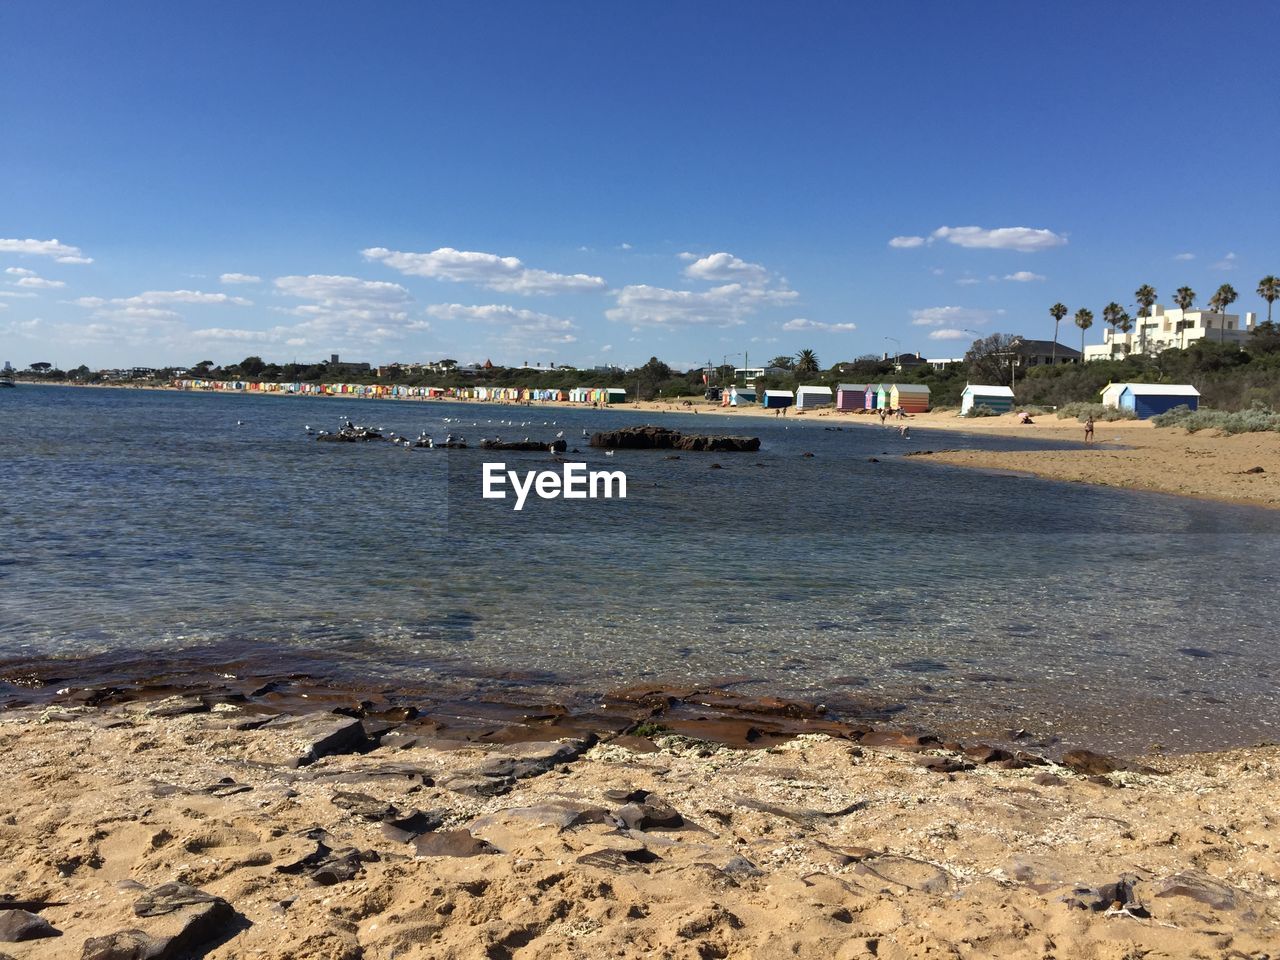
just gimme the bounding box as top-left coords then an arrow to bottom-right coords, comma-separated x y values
412,830 -> 498,858
590,425 -> 760,452
1061,749 -> 1121,776
263,712 -> 369,767
1155,870 -> 1239,911
915,756 -> 975,774
0,909 -> 59,942
859,730 -> 940,750
479,439 -> 568,452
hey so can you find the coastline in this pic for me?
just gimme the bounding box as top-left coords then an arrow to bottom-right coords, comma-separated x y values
4,672 -> 1277,958
22,380 -> 1280,510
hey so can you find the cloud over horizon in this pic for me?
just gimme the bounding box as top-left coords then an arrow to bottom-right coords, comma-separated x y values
363,246 -> 607,295
0,237 -> 94,264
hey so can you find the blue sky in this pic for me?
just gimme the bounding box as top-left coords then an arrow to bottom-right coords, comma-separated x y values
3,1 -> 1277,370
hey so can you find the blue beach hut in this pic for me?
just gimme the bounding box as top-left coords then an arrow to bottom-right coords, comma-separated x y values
1117,384 -> 1200,418
761,389 -> 795,409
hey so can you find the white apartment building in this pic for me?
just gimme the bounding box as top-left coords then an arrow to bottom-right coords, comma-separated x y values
1083,304 -> 1257,360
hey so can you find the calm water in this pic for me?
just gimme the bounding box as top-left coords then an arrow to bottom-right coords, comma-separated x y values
2,384 -> 1278,752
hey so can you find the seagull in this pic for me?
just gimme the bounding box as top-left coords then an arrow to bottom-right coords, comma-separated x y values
236,420 -> 245,426
605,450 -> 615,457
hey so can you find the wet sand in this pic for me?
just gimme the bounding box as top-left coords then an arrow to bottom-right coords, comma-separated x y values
3,672 -> 1277,959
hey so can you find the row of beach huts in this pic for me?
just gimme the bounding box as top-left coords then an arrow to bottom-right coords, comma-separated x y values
172,379 -> 629,404
723,383 -> 933,411
958,382 -> 1201,418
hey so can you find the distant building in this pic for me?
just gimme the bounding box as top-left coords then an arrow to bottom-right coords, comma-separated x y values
327,353 -> 371,373
1009,338 -> 1081,367
1084,304 -> 1258,361
927,357 -> 964,371
883,351 -> 927,372
1,360 -> 13,374
735,365 -> 789,382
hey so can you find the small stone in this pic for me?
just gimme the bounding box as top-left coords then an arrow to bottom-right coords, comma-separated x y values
412,830 -> 498,858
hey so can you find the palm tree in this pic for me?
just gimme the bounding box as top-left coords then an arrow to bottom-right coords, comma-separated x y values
794,349 -> 820,375
1074,308 -> 1094,359
1173,286 -> 1196,349
1115,311 -> 1134,356
1049,303 -> 1067,364
1208,283 -> 1238,344
1102,301 -> 1124,358
1134,284 -> 1157,355
1258,275 -> 1280,325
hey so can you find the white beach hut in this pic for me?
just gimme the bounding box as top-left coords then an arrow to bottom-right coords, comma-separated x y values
795,385 -> 834,410
960,384 -> 1015,415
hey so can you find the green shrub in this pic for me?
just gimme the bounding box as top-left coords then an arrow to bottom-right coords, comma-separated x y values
963,404 -> 998,417
1055,402 -> 1136,423
1017,405 -> 1053,415
1152,403 -> 1280,434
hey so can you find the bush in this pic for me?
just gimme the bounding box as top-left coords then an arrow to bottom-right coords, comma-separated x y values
1152,403 -> 1280,434
1055,402 -> 1136,423
1017,405 -> 1053,416
963,404 -> 998,417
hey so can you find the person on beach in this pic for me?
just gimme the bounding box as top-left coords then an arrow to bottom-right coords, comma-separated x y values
897,422 -> 911,439
1084,415 -> 1094,443
878,408 -> 887,427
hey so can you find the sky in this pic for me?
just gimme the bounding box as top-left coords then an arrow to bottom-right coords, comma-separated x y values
3,1 -> 1278,371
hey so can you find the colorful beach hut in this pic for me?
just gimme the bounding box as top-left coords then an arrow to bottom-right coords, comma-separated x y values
795,385 -> 834,410
1099,382 -> 1135,408
835,383 -> 867,411
863,384 -> 881,409
875,384 -> 891,409
890,383 -> 931,413
960,384 -> 1015,415
730,385 -> 757,406
761,389 -> 795,409
604,387 -> 627,404
1117,384 -> 1199,418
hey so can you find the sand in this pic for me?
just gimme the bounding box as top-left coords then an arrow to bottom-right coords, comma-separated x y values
3,695 -> 1278,960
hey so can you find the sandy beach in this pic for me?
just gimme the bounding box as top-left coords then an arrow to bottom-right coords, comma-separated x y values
2,682 -> 1277,960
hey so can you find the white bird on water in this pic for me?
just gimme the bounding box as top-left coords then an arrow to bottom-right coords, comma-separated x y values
605,450 -> 615,457
236,420 -> 245,426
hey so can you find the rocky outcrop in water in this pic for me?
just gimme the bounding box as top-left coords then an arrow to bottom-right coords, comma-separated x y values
479,439 -> 568,452
589,425 -> 760,452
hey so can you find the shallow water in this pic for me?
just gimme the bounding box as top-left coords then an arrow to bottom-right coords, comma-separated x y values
2,384 -> 1278,752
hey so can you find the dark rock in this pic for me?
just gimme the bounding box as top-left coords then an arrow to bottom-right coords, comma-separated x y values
479,439 -> 568,452
1032,772 -> 1066,787
720,855 -> 763,877
963,745 -> 1012,764
615,795 -> 683,830
263,712 -> 369,767
0,909 -> 59,942
1071,875 -> 1148,916
604,788 -> 651,803
1061,749 -> 1121,776
576,847 -> 661,869
589,425 -> 760,453
915,756 -> 974,774
1155,870 -> 1239,911
1243,465 -> 1265,474
330,791 -> 397,822
379,810 -> 444,844
412,830 -> 498,858
199,778 -> 252,798
859,730 -> 940,750
133,883 -> 222,918
86,884 -> 236,960
275,842 -> 372,885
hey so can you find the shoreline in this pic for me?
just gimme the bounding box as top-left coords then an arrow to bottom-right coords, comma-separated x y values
19,380 -> 1280,510
4,673 -> 1278,958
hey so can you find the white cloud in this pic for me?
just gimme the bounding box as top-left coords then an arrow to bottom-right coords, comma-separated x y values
607,282 -> 797,329
955,277 -> 982,286
423,303 -> 577,344
220,272 -> 262,285
1174,252 -> 1196,261
677,251 -> 699,261
0,291 -> 37,298
5,267 -> 36,277
911,306 -> 1001,327
618,242 -> 633,251
191,327 -> 276,343
928,328 -> 975,340
1003,271 -> 1046,282
0,237 -> 94,263
362,246 -> 606,295
15,276 -> 66,289
931,225 -> 1066,251
782,318 -> 857,333
1211,252 -> 1238,271
683,252 -> 769,286
889,236 -> 926,249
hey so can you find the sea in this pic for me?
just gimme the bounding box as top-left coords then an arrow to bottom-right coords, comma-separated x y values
2,383 -> 1278,753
